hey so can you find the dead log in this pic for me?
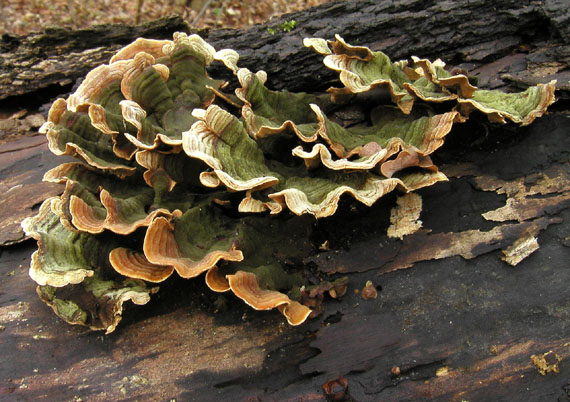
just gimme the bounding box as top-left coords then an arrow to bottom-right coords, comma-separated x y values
1,1 -> 570,401
0,16 -> 191,100
1,0 -> 569,101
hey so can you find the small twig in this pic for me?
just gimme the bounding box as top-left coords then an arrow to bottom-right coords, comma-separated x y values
192,0 -> 215,26
67,0 -> 78,29
135,0 -> 145,24
214,0 -> 229,28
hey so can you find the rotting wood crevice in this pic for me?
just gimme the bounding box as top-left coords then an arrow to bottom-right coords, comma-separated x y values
357,359 -> 447,396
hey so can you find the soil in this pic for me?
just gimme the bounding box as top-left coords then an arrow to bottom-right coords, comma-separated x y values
0,0 -> 331,35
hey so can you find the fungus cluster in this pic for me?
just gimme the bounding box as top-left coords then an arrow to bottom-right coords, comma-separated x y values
22,33 -> 555,332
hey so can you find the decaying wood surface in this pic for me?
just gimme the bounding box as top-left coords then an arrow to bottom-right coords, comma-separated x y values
1,0 -> 569,400
0,136 -> 64,245
0,16 -> 191,100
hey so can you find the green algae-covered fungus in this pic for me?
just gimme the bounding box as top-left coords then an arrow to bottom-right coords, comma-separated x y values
22,33 -> 556,332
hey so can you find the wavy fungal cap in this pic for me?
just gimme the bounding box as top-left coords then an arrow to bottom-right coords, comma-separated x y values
24,32 -> 556,332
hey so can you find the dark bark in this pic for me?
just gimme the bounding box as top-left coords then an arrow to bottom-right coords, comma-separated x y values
1,1 -> 570,401
207,0 -> 570,94
0,16 -> 192,100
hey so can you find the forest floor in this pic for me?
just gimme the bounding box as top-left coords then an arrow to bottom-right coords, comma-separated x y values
0,0 -> 330,35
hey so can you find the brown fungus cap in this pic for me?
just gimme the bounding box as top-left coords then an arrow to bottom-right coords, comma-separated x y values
227,271 -> 311,326
69,189 -> 172,235
205,266 -> 231,293
144,216 -> 244,279
109,248 -> 175,283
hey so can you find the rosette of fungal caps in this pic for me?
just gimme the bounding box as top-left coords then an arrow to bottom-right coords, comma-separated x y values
22,33 -> 556,333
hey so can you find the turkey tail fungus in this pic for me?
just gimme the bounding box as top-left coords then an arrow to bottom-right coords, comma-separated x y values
22,32 -> 556,332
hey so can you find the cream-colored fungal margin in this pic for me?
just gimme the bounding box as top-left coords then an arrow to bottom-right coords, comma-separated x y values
458,80 -> 557,125
237,191 -> 283,214
87,104 -> 137,160
387,193 -> 423,239
163,32 -> 216,63
28,249 -> 92,287
22,198 -> 94,287
37,281 -> 156,334
303,37 -> 331,55
102,289 -> 154,334
238,191 -> 271,213
111,38 -> 171,63
329,34 -> 375,61
399,171 -> 448,191
269,176 -> 403,219
411,56 -> 477,98
380,151 -> 436,178
88,104 -> 118,135
120,100 -> 146,132
183,105 -> 279,191
205,266 -> 231,292
41,98 -> 136,176
120,53 -> 169,101
292,143 -> 389,171
214,49 -> 240,73
66,62 -> 130,112
135,150 -> 178,191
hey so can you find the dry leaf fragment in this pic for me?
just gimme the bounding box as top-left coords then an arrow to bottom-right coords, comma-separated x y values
322,376 -> 349,401
531,351 -> 561,375
361,280 -> 378,300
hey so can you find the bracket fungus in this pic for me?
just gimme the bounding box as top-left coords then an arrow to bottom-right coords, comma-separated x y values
22,33 -> 556,332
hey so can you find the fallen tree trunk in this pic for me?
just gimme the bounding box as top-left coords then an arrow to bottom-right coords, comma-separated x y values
0,16 -> 191,100
1,1 -> 569,401
1,0 -> 568,101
